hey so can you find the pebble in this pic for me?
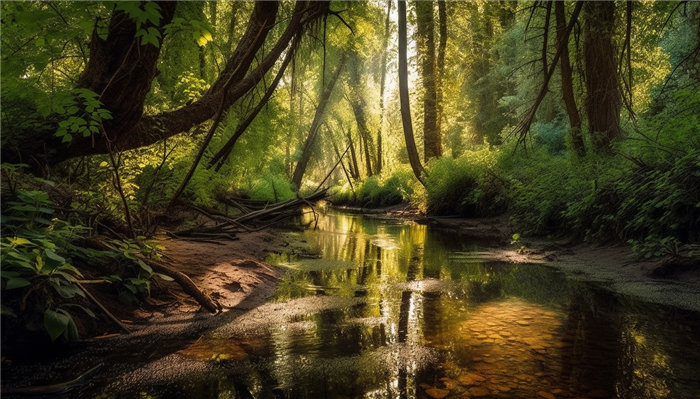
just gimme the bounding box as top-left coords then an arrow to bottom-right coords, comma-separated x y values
538,391 -> 556,399
468,386 -> 491,397
425,388 -> 449,399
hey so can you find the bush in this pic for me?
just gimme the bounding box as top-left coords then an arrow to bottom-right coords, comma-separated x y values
248,173 -> 296,203
424,146 -> 503,216
329,166 -> 416,208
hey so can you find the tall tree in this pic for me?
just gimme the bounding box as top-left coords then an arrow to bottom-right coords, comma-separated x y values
398,0 -> 425,184
436,0 -> 447,144
376,0 -> 393,175
291,55 -> 347,189
583,1 -> 622,152
555,0 -> 585,157
347,53 -> 375,177
416,0 -> 441,161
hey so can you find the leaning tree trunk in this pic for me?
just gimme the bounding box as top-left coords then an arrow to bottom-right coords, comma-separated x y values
398,0 -> 425,185
347,129 -> 361,179
555,0 -> 585,157
584,1 -> 622,153
416,0 -> 441,161
291,55 -> 347,190
347,53 -> 375,177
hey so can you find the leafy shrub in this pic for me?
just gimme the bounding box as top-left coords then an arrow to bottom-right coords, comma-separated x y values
424,146 -> 502,216
331,167 -> 415,208
499,148 -> 573,234
1,187 -> 97,342
248,173 -> 296,203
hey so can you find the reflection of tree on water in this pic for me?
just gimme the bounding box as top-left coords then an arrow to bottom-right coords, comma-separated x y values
397,241 -> 424,398
560,287 -> 623,397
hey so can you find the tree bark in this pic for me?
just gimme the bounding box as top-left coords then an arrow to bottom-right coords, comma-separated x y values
436,0 -> 447,147
291,55 -> 347,189
398,0 -> 425,185
584,1 -> 622,152
347,129 -> 360,179
555,1 -> 585,157
416,0 -> 441,161
376,0 -> 393,175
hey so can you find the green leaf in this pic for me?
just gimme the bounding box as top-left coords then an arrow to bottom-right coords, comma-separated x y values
57,309 -> 79,341
137,259 -> 153,274
44,309 -> 69,342
154,273 -> 174,282
6,278 -> 31,289
0,271 -> 20,279
51,281 -> 84,299
8,237 -> 33,246
61,303 -> 96,319
1,304 -> 17,317
44,249 -> 66,264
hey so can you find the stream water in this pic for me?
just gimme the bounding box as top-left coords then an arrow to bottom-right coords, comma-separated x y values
7,210 -> 700,398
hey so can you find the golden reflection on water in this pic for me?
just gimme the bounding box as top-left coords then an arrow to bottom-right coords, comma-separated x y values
161,211 -> 700,399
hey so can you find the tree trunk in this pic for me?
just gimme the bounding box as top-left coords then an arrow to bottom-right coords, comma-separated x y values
584,1 -> 622,152
377,0 -> 393,175
416,0 -> 441,161
291,55 -> 347,189
398,0 -> 425,184
436,0 -> 447,146
347,54 -> 375,177
555,1 -> 585,157
347,129 -> 360,179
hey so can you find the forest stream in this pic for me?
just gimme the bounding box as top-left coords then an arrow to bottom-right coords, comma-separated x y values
3,210 -> 699,399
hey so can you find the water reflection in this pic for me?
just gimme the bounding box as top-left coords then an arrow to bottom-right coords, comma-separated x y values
101,210 -> 700,398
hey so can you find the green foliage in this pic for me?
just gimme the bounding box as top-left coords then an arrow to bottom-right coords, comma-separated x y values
424,146 -> 503,216
0,185 -> 97,342
103,237 -> 172,305
248,173 -> 296,203
54,89 -> 113,143
331,167 -> 415,208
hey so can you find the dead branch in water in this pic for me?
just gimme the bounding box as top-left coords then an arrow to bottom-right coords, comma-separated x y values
173,189 -> 327,236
